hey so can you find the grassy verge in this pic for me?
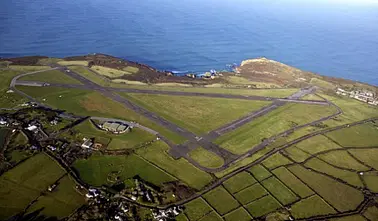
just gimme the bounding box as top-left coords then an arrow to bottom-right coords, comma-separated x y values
57,61 -> 88,66
19,70 -> 82,84
120,93 -> 271,135
203,186 -> 240,215
0,69 -> 27,108
9,65 -> 50,72
188,147 -> 224,169
215,103 -> 337,154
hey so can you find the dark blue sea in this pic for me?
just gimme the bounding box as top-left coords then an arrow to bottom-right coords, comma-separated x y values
1,0 -> 378,85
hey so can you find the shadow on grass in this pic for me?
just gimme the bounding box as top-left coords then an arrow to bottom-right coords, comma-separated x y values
8,208 -> 58,221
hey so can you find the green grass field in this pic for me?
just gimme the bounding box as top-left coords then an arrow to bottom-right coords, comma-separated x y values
330,215 -> 368,221
74,119 -> 156,150
188,147 -> 224,169
9,65 -> 50,72
245,195 -> 281,218
175,213 -> 189,221
321,94 -> 378,127
305,158 -> 364,187
349,149 -> 378,170
9,150 -> 31,164
283,146 -> 312,162
203,186 -> 240,215
184,197 -> 213,221
362,172 -> 378,193
223,171 -> 257,194
289,164 -> 364,212
318,150 -> 369,171
326,123 -> 378,147
0,153 -> 73,220
121,93 -> 271,135
247,164 -> 272,181
233,183 -> 268,205
26,175 -> 85,218
363,205 -> 378,221
301,93 -> 325,101
290,195 -> 336,219
272,167 -> 314,198
0,69 -> 27,108
223,207 -> 252,221
198,212 -> 223,221
135,141 -> 213,190
17,86 -> 186,144
19,70 -> 83,84
262,177 -> 298,205
57,60 -> 88,66
215,103 -> 337,154
73,153 -> 176,187
91,65 -> 133,78
296,135 -> 341,154
262,153 -> 293,169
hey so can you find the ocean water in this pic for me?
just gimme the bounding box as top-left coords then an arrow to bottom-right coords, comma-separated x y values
1,0 -> 378,85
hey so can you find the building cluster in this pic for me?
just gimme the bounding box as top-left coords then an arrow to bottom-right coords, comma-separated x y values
336,88 -> 378,105
168,69 -> 218,79
98,121 -> 130,134
128,179 -> 160,204
152,206 -> 183,221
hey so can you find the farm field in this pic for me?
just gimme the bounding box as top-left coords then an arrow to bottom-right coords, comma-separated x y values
261,177 -> 298,205
318,150 -> 369,171
326,123 -> 378,147
289,164 -> 364,212
18,69 -> 83,84
215,103 -> 337,154
16,85 -> 186,144
0,153 -> 82,220
245,195 -> 281,218
295,135 -> 341,154
198,212 -> 223,221
362,172 -> 378,193
223,171 -> 257,194
262,153 -> 293,169
223,207 -> 252,221
9,65 -> 50,72
135,141 -> 213,190
272,167 -> 314,198
233,183 -> 268,205
248,164 -> 272,181
349,148 -> 378,170
120,93 -> 271,134
188,147 -> 224,169
290,195 -> 336,219
305,158 -> 364,187
203,186 -> 240,215
184,198 -> 213,221
91,65 -> 133,78
26,175 -> 85,218
73,153 -> 176,187
74,119 -> 156,150
283,146 -> 312,162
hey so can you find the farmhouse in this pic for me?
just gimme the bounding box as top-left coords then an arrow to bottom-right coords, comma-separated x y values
81,138 -> 93,149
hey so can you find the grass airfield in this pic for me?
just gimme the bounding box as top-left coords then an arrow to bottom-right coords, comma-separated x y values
1,58 -> 378,221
